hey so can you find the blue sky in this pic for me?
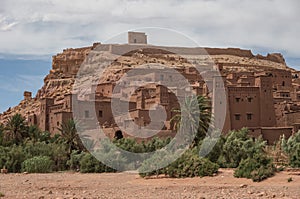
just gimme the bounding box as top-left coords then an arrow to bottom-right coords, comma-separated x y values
0,0 -> 299,113
0,59 -> 51,113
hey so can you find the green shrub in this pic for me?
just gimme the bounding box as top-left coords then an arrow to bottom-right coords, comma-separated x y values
234,153 -> 275,182
139,148 -> 219,178
67,150 -> 85,171
166,149 -> 219,178
79,152 -> 115,173
79,153 -> 98,173
282,132 -> 300,168
22,141 -> 68,171
50,143 -> 69,171
219,128 -> 252,168
0,146 -> 9,169
139,149 -> 174,177
22,156 -> 53,173
23,141 -> 52,158
3,145 -> 26,173
201,136 -> 226,163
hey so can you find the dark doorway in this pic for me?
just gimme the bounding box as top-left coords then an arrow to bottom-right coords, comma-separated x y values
114,130 -> 124,140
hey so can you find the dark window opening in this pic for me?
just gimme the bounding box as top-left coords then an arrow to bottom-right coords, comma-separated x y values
99,110 -> 103,118
85,110 -> 90,118
235,98 -> 240,102
235,114 -> 241,120
247,97 -> 253,102
134,39 -> 137,43
247,113 -> 253,120
114,130 -> 123,140
282,81 -> 285,86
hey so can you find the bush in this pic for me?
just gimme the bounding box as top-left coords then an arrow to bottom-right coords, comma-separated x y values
139,148 -> 219,178
1,145 -> 26,173
23,141 -> 53,158
67,150 -> 85,171
22,156 -> 53,173
79,153 -> 98,173
114,138 -> 146,153
201,136 -> 226,163
234,153 -> 275,182
282,132 -> 300,168
166,148 -> 219,178
139,149 -> 174,177
79,152 -> 115,173
22,141 -> 68,171
0,146 -> 9,170
219,128 -> 252,168
50,143 -> 69,171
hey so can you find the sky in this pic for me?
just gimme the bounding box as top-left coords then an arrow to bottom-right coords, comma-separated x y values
0,0 -> 299,113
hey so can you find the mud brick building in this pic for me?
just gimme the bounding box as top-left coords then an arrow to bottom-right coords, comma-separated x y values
2,32 -> 300,144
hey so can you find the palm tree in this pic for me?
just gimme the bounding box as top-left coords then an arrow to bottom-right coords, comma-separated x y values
28,125 -> 42,143
4,114 -> 29,145
57,119 -> 89,154
171,95 -> 212,147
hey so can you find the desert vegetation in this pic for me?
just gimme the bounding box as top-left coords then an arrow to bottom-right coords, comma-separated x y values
0,110 -> 299,182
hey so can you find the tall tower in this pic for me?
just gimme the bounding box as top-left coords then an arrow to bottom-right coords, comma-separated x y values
128,32 -> 147,44
255,75 -> 276,127
212,75 -> 231,133
39,98 -> 54,132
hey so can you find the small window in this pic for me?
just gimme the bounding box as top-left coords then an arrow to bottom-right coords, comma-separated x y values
85,110 -> 90,118
57,121 -> 60,126
235,98 -> 240,102
235,114 -> 241,120
247,97 -> 252,102
247,113 -> 253,120
99,110 -> 103,118
134,39 -> 137,43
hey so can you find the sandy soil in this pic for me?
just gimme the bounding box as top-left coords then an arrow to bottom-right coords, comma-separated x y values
0,169 -> 299,199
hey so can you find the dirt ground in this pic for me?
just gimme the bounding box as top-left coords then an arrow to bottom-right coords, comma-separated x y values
0,169 -> 299,199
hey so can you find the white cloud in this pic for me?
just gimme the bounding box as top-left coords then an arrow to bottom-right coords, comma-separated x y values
0,0 -> 299,59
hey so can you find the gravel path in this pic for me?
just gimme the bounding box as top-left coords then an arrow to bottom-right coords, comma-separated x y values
0,169 -> 299,199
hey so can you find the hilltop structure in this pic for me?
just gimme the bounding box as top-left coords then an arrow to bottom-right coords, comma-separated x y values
1,32 -> 300,144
